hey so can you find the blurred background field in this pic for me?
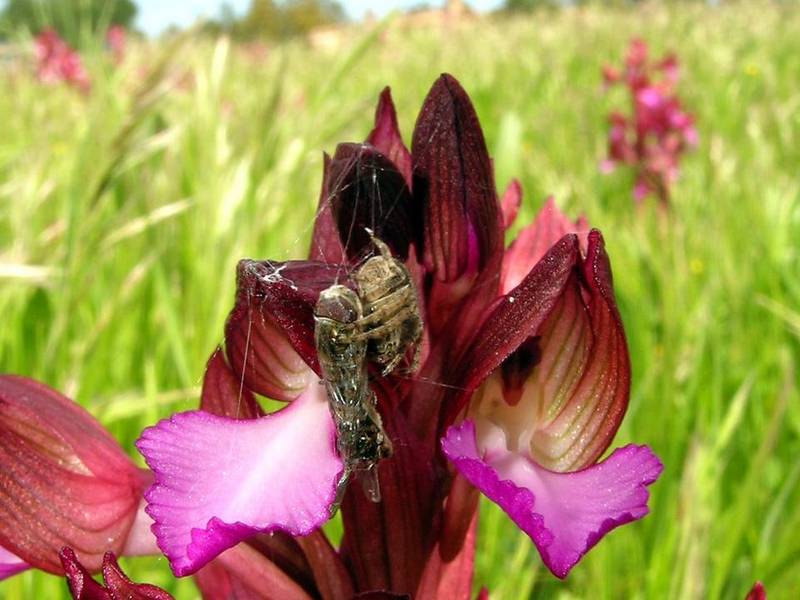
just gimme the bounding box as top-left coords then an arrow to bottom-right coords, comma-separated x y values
1,1 -> 799,598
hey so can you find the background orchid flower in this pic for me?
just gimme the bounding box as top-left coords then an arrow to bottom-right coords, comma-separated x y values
602,38 -> 697,205
34,28 -> 91,93
136,73 -> 662,596
105,25 -> 126,65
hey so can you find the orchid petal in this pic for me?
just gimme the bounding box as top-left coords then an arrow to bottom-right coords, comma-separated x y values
60,548 -> 111,600
412,73 -> 502,281
0,376 -> 147,574
296,531 -> 355,600
310,153 -> 347,264
226,259 -> 341,380
416,496 -> 477,600
499,179 -> 522,230
136,384 -> 342,576
475,231 -> 631,471
193,540 -> 314,600
194,532 -> 328,599
501,197 -> 588,294
0,545 -> 29,580
201,347 -> 263,419
745,581 -> 767,600
367,87 -> 413,188
340,408 -> 436,594
529,230 -> 630,469
443,234 -> 578,424
328,142 -> 417,260
60,547 -> 174,600
101,552 -> 174,600
441,421 -> 662,579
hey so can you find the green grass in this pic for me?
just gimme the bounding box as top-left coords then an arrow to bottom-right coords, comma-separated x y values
2,3 -> 799,598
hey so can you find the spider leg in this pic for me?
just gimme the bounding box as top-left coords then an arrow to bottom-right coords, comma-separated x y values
357,290 -> 413,329
397,317 -> 423,375
366,229 -> 393,260
354,306 -> 416,340
402,338 -> 423,375
380,352 -> 405,376
327,320 -> 360,345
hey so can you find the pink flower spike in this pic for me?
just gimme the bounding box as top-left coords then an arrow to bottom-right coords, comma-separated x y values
136,384 -> 342,576
367,87 -> 413,188
34,28 -> 90,92
0,545 -> 28,580
106,25 -> 126,64
501,197 -> 588,295
602,39 -> 695,204
441,420 -> 662,579
633,177 -> 652,202
602,65 -> 621,86
499,179 -> 522,230
599,159 -> 617,174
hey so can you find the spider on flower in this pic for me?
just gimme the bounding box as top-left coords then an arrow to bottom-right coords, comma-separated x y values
313,230 -> 423,508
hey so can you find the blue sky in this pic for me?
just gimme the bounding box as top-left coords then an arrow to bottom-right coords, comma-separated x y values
136,0 -> 502,36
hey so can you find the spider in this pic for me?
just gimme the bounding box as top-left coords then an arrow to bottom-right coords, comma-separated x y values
313,232 -> 423,506
314,284 -> 392,508
351,231 -> 423,376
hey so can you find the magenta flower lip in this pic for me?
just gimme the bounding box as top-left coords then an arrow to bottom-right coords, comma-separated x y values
441,420 -> 663,578
135,384 -> 342,576
0,545 -> 28,580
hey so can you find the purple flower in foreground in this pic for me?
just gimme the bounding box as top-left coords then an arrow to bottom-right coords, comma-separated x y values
134,73 -> 662,595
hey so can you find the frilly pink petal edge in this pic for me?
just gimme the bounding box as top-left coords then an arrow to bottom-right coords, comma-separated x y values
441,420 -> 662,578
136,384 -> 342,576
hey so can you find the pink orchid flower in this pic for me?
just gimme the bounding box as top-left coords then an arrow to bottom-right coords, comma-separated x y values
0,75 -> 662,598
106,25 -> 127,64
132,74 -> 662,596
34,28 -> 91,93
602,38 -> 697,205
